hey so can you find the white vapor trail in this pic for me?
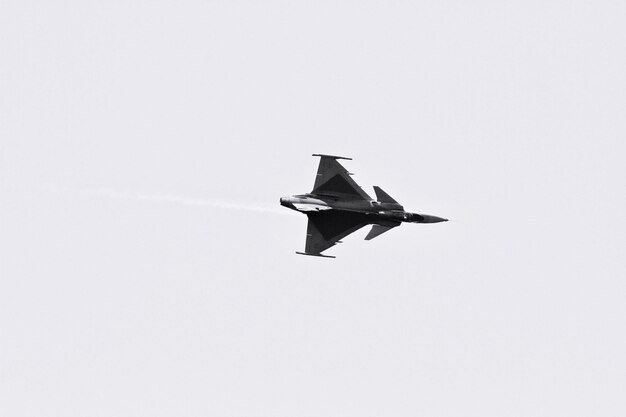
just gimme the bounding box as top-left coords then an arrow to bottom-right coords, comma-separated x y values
46,185 -> 290,216
131,192 -> 289,215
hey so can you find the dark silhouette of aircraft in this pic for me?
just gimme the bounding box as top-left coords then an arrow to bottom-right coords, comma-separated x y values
281,154 -> 447,258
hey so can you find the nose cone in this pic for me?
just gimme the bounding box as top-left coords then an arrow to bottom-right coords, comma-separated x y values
420,215 -> 448,223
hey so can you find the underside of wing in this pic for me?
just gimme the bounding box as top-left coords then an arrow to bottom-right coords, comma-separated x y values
304,210 -> 371,255
311,155 -> 372,200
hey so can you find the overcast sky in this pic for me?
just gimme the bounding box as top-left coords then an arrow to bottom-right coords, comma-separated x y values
1,1 -> 625,416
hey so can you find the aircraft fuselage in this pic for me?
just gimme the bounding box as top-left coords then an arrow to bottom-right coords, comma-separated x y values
280,194 -> 447,224
282,154 -> 447,257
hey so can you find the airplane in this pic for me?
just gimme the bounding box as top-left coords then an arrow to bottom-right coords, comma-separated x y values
280,154 -> 448,258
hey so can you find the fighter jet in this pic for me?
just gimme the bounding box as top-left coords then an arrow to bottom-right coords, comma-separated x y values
281,154 -> 448,258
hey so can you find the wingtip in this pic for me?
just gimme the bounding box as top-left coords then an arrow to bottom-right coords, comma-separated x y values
295,251 -> 336,259
312,153 -> 352,161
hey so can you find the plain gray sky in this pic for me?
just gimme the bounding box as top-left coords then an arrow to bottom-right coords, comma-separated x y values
1,1 -> 625,416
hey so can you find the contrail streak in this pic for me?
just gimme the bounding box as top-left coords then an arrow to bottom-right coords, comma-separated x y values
46,185 -> 289,216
